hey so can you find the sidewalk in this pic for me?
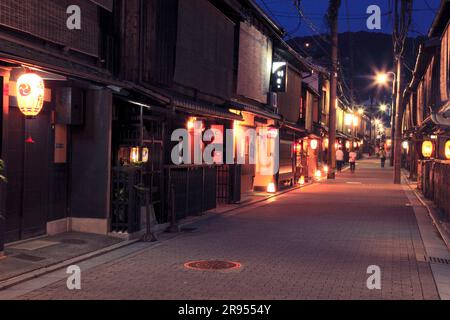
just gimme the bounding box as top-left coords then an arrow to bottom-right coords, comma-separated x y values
6,158 -> 445,300
0,232 -> 123,284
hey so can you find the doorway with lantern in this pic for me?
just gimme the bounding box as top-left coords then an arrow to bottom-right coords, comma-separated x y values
3,69 -> 51,242
111,98 -> 166,234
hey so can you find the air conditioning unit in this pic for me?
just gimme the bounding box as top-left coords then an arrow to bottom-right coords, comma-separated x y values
268,92 -> 278,111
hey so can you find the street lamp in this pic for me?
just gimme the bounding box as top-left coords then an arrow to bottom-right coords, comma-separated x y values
379,104 -> 388,113
375,71 -> 397,167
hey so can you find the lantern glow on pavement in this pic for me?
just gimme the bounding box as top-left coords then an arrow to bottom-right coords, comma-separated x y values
267,182 -> 276,193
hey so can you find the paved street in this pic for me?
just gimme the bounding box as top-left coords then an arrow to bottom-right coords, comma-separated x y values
11,159 -> 447,299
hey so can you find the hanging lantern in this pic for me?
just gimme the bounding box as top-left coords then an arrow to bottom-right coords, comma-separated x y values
445,140 -> 450,160
402,141 -> 409,150
310,139 -> 318,150
353,142 -> 358,148
345,141 -> 350,149
323,165 -> 329,174
421,141 -> 433,158
16,73 -> 45,118
323,138 -> 329,148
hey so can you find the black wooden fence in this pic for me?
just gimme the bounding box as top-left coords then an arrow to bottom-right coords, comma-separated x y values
418,160 -> 450,220
111,167 -> 141,233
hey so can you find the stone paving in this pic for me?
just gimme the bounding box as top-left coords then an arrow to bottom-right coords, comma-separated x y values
15,160 -> 442,299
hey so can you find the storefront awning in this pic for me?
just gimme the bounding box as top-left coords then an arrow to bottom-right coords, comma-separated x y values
227,100 -> 281,120
281,121 -> 307,134
173,97 -> 243,121
336,132 -> 352,139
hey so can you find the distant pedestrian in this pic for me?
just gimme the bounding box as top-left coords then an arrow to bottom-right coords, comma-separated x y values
349,150 -> 357,173
380,149 -> 387,168
336,148 -> 344,172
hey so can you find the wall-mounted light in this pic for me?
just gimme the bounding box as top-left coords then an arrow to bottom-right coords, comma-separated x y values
445,140 -> 450,160
310,139 -> 318,150
16,73 -> 45,118
422,141 -> 433,158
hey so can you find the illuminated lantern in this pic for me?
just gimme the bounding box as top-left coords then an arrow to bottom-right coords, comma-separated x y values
310,139 -> 318,150
16,73 -> 45,118
130,147 -> 140,163
323,166 -> 329,174
187,118 -> 196,130
345,141 -> 350,149
422,141 -> 433,158
142,148 -> 149,163
267,127 -> 279,139
323,138 -> 329,148
353,142 -> 358,148
445,140 -> 450,160
402,141 -> 409,150
267,182 -> 276,193
299,176 -> 305,186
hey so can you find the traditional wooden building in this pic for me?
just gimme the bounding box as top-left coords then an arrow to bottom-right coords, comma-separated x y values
402,0 -> 450,220
0,0 -> 120,254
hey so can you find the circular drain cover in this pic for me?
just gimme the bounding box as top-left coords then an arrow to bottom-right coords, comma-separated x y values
60,239 -> 87,245
184,260 -> 241,271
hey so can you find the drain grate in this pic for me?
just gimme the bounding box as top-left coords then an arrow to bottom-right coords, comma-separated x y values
184,260 -> 241,271
60,239 -> 87,245
13,253 -> 46,262
427,256 -> 450,265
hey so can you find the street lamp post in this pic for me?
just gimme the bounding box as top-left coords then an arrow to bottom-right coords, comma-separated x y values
375,71 -> 397,167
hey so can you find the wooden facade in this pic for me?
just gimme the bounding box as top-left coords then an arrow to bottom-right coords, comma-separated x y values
0,0 -> 332,255
402,1 -> 450,219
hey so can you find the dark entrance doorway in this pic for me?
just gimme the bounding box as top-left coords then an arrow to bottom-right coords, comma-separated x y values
5,106 -> 50,242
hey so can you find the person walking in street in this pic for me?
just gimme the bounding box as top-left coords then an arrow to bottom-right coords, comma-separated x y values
380,148 -> 387,168
336,147 -> 344,172
349,150 -> 357,173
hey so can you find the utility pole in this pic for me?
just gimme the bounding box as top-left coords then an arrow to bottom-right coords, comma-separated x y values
326,0 -> 341,179
392,0 -> 413,184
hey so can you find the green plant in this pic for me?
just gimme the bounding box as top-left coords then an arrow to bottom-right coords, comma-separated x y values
0,160 -> 6,183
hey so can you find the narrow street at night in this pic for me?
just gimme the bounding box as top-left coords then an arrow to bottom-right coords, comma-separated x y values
1,159 -> 447,300
1,0 -> 450,309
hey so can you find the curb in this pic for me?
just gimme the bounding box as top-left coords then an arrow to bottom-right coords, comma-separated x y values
0,239 -> 139,291
0,177 -> 324,291
0,182 -> 316,291
402,173 -> 450,251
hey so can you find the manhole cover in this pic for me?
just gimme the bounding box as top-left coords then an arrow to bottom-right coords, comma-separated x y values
184,260 -> 241,271
60,239 -> 87,245
13,253 -> 46,262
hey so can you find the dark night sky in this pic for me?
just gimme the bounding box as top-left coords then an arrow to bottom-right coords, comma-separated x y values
255,0 -> 441,38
